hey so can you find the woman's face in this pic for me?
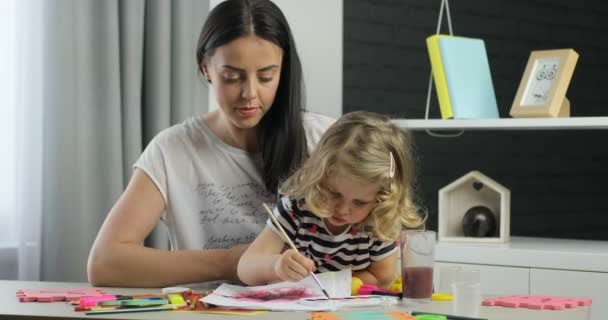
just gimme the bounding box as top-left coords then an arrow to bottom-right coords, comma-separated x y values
323,171 -> 380,233
202,35 -> 283,130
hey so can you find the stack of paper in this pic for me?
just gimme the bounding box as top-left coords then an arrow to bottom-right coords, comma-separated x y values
201,269 -> 397,311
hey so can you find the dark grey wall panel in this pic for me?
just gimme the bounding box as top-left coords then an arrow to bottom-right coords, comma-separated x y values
344,0 -> 608,240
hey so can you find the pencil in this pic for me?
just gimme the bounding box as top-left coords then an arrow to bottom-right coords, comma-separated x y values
262,203 -> 331,300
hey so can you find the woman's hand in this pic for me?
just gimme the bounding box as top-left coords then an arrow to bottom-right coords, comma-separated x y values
274,249 -> 316,282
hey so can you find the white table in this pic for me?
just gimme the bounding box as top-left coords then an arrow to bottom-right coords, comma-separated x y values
1,280 -> 591,320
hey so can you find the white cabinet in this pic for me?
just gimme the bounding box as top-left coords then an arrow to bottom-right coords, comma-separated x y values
434,237 -> 608,320
530,269 -> 607,320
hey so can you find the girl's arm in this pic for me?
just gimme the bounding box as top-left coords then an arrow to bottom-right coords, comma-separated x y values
238,226 -> 315,285
87,168 -> 247,287
352,250 -> 399,288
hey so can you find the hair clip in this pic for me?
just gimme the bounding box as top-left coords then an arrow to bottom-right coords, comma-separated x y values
388,152 -> 395,178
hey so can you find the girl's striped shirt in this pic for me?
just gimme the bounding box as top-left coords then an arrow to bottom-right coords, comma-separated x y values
267,196 -> 397,272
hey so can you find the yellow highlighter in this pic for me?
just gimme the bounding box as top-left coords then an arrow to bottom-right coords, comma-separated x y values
432,293 -> 454,301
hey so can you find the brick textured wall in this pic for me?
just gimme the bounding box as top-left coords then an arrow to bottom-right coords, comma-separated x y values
344,0 -> 608,240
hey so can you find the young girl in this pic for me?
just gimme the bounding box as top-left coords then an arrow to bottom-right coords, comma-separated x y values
238,111 -> 425,288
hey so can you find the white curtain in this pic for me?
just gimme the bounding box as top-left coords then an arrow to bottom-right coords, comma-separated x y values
0,0 -> 42,281
14,0 -> 45,280
5,0 -> 209,281
0,0 -> 19,280
0,0 -> 41,281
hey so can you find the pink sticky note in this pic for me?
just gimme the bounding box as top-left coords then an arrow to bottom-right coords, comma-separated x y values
17,289 -> 108,302
79,295 -> 117,307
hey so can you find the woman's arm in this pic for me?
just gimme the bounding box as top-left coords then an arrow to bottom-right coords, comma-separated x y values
238,226 -> 315,286
352,250 -> 399,288
87,168 -> 247,287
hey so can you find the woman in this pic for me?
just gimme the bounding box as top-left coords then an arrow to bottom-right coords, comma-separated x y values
87,0 -> 333,287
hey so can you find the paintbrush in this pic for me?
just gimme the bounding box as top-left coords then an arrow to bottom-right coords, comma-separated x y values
262,203 -> 331,300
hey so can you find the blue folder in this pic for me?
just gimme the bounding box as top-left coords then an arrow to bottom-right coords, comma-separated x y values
438,37 -> 499,119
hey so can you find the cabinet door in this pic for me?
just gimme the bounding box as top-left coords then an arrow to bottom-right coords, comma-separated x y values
435,262 -> 529,296
530,268 -> 606,320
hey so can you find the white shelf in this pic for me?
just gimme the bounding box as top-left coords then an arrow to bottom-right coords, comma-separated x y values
392,117 -> 608,130
435,236 -> 608,273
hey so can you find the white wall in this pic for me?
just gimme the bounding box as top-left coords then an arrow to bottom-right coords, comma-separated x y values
208,0 -> 342,118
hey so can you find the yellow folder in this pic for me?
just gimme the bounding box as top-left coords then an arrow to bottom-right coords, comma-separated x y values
426,34 -> 453,119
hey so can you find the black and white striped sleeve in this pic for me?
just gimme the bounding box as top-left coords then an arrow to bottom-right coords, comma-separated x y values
266,196 -> 301,244
369,239 -> 398,261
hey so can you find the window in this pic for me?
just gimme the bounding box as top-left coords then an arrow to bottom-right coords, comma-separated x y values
0,0 -> 17,246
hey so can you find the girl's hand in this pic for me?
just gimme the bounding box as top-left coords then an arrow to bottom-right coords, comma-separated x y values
274,249 -> 316,282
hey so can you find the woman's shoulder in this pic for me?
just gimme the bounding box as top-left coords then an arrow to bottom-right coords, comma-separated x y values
302,111 -> 335,130
150,117 -> 205,147
302,112 -> 335,149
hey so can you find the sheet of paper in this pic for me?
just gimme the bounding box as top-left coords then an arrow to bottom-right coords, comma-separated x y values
201,269 -> 352,311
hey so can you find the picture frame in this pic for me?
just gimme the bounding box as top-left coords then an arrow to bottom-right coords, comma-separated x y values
510,49 -> 578,118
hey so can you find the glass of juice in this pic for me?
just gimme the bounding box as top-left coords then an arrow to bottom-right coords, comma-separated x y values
401,230 -> 436,303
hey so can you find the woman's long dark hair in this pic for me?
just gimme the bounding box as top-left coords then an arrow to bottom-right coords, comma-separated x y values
196,0 -> 308,193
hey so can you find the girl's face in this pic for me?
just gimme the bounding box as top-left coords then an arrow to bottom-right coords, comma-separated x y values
323,171 -> 380,234
202,35 -> 283,130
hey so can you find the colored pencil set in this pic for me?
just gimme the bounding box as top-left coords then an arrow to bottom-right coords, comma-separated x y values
75,293 -> 185,315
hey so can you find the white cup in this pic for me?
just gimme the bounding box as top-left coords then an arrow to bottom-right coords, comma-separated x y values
452,282 -> 482,317
438,266 -> 462,294
439,266 -> 480,294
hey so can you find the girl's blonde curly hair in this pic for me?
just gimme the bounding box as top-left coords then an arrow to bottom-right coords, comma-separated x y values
280,111 -> 425,241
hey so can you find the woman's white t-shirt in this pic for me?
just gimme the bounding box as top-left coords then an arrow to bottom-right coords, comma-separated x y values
134,112 -> 334,251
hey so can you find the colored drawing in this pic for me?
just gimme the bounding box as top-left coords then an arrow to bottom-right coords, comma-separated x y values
201,269 -> 353,311
231,287 -> 317,302
16,288 -> 108,302
203,283 -> 327,311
